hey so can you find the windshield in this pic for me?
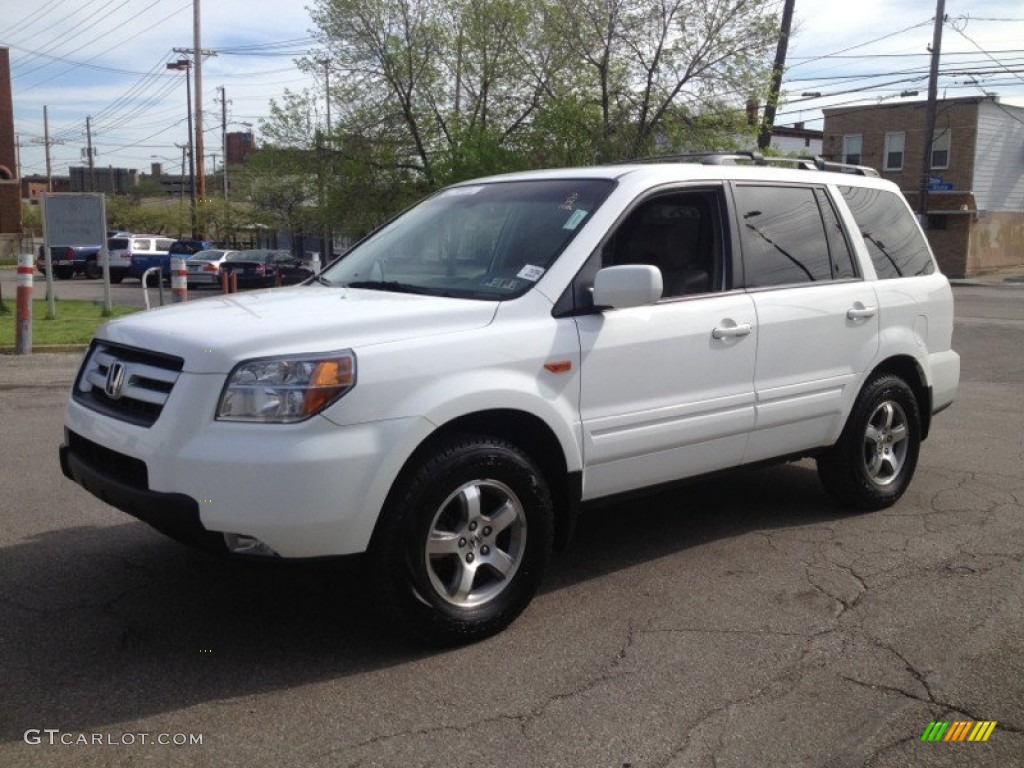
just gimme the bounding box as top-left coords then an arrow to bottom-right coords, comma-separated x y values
321,178 -> 615,299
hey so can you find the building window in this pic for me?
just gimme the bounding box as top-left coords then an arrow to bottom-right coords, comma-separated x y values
884,132 -> 905,171
932,129 -> 951,169
843,135 -> 862,165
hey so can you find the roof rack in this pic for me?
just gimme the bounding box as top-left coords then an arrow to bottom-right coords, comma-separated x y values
618,152 -> 880,177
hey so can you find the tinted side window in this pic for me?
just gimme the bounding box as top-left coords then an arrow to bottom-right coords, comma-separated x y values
839,186 -> 935,278
734,185 -> 832,287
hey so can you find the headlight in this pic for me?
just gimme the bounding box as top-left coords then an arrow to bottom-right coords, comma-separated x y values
216,351 -> 356,423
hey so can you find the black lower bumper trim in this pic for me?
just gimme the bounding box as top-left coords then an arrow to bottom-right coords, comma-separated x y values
60,443 -> 226,553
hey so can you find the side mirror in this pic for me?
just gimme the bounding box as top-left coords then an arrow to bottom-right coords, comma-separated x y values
591,265 -> 663,310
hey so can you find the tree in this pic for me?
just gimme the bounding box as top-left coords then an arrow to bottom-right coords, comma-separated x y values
235,146 -> 320,252
285,0 -> 780,237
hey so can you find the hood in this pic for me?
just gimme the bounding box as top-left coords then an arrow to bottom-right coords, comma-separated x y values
97,286 -> 499,373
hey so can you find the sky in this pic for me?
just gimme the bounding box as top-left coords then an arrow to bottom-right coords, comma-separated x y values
3,0 -> 1024,180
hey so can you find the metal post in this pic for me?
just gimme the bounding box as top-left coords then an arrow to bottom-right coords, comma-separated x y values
15,254 -> 33,355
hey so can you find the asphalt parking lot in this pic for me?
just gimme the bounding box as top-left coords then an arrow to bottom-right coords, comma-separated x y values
0,283 -> 1021,767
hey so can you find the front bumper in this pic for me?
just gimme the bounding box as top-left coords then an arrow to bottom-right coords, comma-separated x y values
60,434 -> 225,553
62,376 -> 433,558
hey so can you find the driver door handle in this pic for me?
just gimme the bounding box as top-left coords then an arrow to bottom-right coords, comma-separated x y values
847,305 -> 878,319
712,323 -> 752,339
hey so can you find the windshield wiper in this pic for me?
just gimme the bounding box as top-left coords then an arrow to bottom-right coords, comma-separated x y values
312,274 -> 334,286
344,280 -> 436,295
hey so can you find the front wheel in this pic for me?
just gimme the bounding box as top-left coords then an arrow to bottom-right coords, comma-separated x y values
368,435 -> 553,645
817,374 -> 921,511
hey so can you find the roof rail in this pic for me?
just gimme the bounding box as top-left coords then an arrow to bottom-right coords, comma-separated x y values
616,151 -> 880,177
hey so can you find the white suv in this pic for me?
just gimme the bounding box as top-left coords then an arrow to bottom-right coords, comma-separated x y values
60,156 -> 960,644
105,234 -> 175,283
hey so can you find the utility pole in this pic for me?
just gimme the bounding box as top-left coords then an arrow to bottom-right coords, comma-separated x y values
31,106 -> 65,192
917,0 -> 946,223
216,85 -> 229,199
168,58 -> 197,235
758,0 -> 796,150
193,0 -> 205,235
86,115 -> 96,192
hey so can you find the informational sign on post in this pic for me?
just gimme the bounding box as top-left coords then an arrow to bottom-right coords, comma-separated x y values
40,193 -> 111,315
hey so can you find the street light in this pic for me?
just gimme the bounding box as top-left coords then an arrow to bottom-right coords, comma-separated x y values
167,58 -> 197,236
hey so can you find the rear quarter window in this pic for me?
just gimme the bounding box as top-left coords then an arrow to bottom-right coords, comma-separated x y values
839,186 -> 936,278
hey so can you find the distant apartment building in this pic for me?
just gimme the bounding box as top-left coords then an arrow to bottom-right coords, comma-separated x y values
823,95 -> 1024,277
765,122 -> 823,156
69,165 -> 140,194
21,175 -> 72,202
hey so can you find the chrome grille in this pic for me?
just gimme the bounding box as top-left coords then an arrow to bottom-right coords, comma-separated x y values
74,342 -> 184,427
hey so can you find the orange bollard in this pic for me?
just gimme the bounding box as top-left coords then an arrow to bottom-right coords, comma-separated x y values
170,257 -> 188,303
15,254 -> 33,355
230,271 -> 238,294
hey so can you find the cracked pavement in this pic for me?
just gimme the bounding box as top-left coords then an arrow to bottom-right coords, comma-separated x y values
1,284 -> 1021,767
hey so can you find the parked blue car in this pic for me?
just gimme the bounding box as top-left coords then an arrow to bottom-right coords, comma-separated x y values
129,239 -> 215,283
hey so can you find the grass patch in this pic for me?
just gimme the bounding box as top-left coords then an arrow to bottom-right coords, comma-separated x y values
0,299 -> 138,347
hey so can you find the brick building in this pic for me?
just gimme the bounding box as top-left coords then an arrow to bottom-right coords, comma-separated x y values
823,95 -> 1024,277
0,48 -> 22,258
226,131 -> 256,165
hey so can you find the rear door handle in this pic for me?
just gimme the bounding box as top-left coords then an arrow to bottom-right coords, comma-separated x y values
712,322 -> 752,339
847,305 -> 877,320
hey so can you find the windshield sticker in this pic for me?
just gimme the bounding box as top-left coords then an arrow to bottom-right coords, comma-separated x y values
559,192 -> 579,211
563,209 -> 589,230
440,185 -> 484,197
484,277 -> 521,290
517,264 -> 546,282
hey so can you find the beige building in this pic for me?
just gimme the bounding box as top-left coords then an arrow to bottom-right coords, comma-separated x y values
823,95 -> 1024,277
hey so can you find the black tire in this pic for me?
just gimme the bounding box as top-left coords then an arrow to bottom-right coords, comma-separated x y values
109,273 -> 124,284
817,374 -> 921,511
145,272 -> 160,287
84,259 -> 101,279
55,266 -> 73,280
368,435 -> 554,645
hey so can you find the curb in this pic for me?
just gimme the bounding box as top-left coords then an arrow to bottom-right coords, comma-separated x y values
0,345 -> 88,355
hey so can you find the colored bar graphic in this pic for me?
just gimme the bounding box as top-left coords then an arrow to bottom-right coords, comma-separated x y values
969,721 -> 998,742
921,720 -> 997,742
944,721 -> 971,741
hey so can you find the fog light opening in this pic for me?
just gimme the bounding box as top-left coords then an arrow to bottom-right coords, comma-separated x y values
223,533 -> 279,557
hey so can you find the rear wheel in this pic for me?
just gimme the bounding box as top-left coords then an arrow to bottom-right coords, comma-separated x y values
368,435 -> 553,645
84,259 -> 101,279
55,266 -> 73,280
817,374 -> 921,510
